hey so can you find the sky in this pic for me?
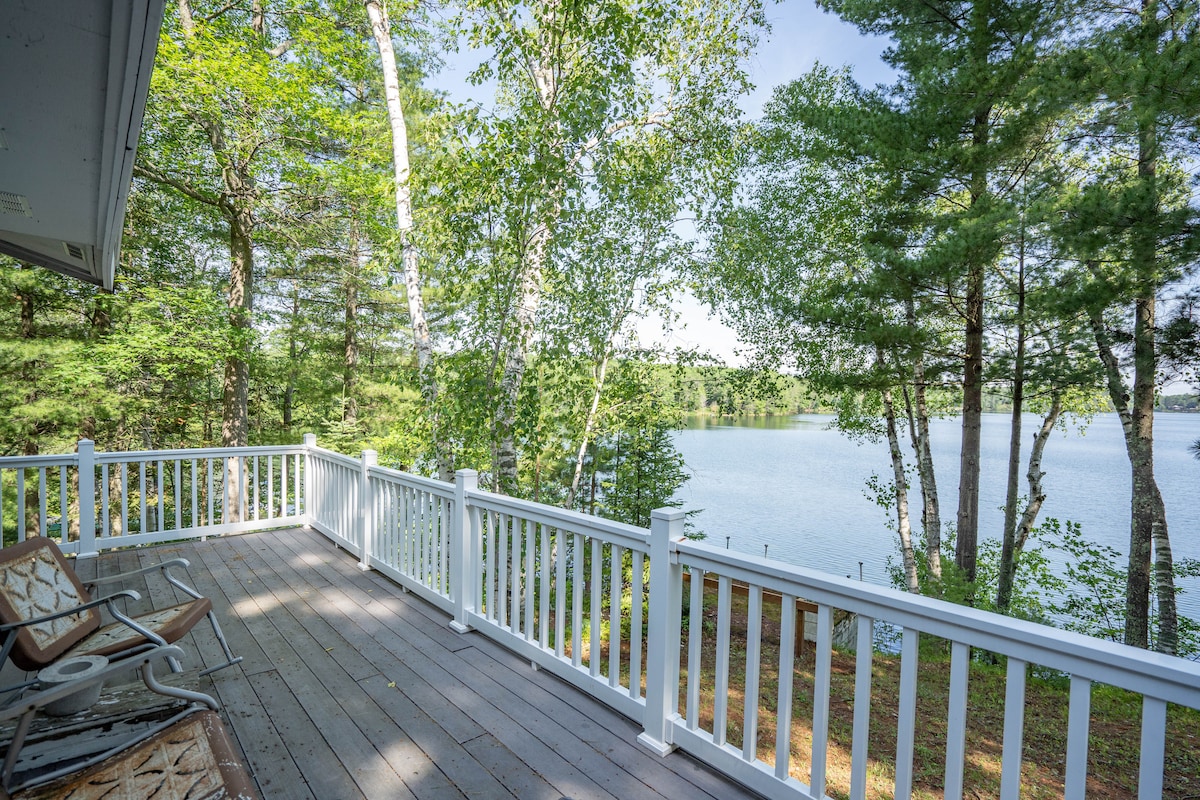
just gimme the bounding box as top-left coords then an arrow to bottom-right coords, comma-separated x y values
428,2 -> 896,365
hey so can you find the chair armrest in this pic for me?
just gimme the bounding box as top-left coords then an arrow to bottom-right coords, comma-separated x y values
86,558 -> 204,602
86,558 -> 190,587
0,590 -> 141,632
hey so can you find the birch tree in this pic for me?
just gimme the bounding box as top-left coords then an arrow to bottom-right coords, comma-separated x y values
458,0 -> 765,495
1054,0 -> 1200,652
363,0 -> 452,479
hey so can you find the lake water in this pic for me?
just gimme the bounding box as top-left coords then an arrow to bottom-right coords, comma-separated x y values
673,412 -> 1200,620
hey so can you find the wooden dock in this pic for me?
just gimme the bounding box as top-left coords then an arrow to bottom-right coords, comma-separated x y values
10,527 -> 762,800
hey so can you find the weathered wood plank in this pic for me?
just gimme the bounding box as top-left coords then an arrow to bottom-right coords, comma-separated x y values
358,673 -> 517,800
210,542 -> 408,800
278,534 -> 621,800
283,530 -> 468,650
292,531 -> 702,800
466,630 -> 758,800
461,732 -> 561,800
219,536 -> 455,800
267,533 -> 489,746
305,527 -> 762,799
224,534 -> 379,682
96,542 -> 306,799
186,538 -> 272,673
247,667 -> 364,800
181,540 -> 320,798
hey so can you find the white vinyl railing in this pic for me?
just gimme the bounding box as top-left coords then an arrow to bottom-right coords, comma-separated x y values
304,435 -> 363,556
3,438 -> 1199,799
363,457 -> 455,613
459,474 -> 651,720
641,512 -> 1200,800
0,440 -> 305,555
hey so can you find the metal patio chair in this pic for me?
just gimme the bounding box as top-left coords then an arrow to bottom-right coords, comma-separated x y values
0,644 -> 259,799
0,537 -> 242,692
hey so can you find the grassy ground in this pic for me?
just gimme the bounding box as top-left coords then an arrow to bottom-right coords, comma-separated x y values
555,566 -> 1198,798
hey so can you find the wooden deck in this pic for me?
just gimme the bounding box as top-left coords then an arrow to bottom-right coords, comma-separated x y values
41,527 -> 760,800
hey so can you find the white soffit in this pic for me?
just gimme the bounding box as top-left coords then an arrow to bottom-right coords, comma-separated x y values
0,0 -> 165,291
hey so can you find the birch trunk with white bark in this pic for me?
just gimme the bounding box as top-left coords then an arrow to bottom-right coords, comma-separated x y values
364,0 -> 451,480
904,300 -> 941,581
879,348 -> 918,593
493,18 -> 565,496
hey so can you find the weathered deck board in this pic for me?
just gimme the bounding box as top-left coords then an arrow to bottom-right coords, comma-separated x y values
5,528 -> 762,800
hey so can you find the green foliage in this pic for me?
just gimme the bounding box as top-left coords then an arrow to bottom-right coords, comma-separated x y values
1040,519 -> 1200,659
0,262 -> 113,453
1159,394 -> 1200,412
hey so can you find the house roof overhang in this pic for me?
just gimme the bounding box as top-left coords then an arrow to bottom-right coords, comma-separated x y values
0,0 -> 165,291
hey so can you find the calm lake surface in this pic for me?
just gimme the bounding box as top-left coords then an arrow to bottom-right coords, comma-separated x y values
673,412 -> 1200,620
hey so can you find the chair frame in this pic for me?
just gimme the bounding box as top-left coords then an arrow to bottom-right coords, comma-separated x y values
0,541 -> 242,695
0,644 -> 220,794
83,556 -> 242,675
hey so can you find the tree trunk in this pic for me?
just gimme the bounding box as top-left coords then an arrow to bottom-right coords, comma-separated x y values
178,0 -> 194,31
1093,313 -> 1173,651
1132,291 -> 1176,654
493,220 -> 552,495
956,267 -> 985,586
1014,396 -> 1061,554
996,392 -> 1064,611
344,228 -> 360,426
567,343 -> 613,511
222,211 -> 253,450
1114,0 -> 1177,652
19,276 -> 39,536
1127,294 -> 1164,651
954,0 -> 993,591
905,299 -> 941,582
493,26 -> 564,496
879,347 -> 918,593
997,232 -> 1027,611
1152,498 -> 1177,655
566,298 -> 629,510
283,284 -> 299,430
364,0 -> 450,479
168,3 -> 256,517
950,133 -> 988,587
220,209 -> 253,523
1134,0 -> 1176,653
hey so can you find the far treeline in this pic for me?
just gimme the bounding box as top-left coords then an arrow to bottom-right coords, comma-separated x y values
2,1 -> 1199,657
673,369 -> 1200,416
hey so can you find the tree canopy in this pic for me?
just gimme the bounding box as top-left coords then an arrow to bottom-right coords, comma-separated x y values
1,0 -> 1197,653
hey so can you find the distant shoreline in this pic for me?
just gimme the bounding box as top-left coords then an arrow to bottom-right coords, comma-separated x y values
683,406 -> 1200,421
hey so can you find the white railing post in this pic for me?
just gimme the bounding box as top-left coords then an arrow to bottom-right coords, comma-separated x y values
359,449 -> 377,571
638,507 -> 685,756
450,469 -> 479,634
303,433 -> 316,527
76,440 -> 98,558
